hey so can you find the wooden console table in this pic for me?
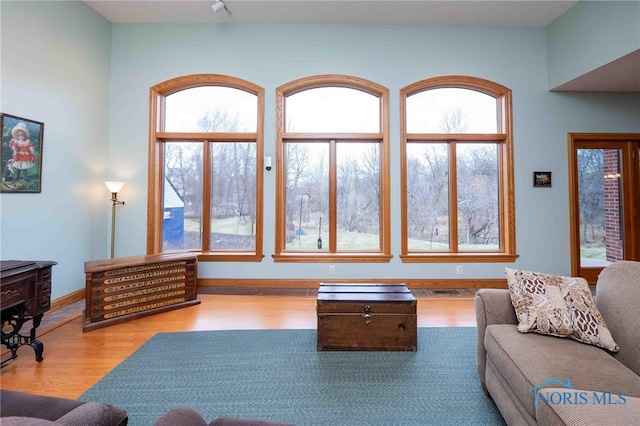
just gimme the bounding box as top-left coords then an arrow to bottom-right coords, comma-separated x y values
84,253 -> 200,332
1,260 -> 56,367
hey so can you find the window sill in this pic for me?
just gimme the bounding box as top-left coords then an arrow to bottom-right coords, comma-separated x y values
272,253 -> 393,263
400,253 -> 519,263
196,252 -> 265,262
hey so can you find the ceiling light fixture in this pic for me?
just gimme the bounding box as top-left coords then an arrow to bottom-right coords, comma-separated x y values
212,1 -> 231,16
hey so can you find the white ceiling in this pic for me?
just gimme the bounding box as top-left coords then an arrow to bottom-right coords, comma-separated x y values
84,1 -> 639,92
84,1 -> 577,26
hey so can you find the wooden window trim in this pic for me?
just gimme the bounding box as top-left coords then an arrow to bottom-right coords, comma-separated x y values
273,75 -> 391,263
147,74 -> 265,261
399,75 -> 517,263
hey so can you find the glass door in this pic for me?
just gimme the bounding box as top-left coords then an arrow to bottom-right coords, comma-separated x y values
569,136 -> 640,283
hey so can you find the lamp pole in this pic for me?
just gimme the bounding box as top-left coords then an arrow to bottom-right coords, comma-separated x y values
105,182 -> 125,259
109,195 -> 121,258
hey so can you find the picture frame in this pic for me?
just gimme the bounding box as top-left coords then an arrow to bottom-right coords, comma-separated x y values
1,113 -> 45,193
533,171 -> 552,188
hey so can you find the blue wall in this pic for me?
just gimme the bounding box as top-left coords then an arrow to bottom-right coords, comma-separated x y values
1,1 -> 639,298
107,23 -> 640,281
0,1 -> 112,298
546,1 -> 640,89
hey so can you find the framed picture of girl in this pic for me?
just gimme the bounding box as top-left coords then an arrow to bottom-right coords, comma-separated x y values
1,113 -> 45,193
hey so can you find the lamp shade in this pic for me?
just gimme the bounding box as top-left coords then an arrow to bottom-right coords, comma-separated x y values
105,181 -> 125,193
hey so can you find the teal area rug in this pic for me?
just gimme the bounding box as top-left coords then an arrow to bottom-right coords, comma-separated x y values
81,328 -> 504,426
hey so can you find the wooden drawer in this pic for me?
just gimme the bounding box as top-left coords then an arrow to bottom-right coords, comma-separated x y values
0,272 -> 35,311
35,279 -> 52,315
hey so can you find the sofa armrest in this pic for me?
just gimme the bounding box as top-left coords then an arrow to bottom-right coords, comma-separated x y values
57,402 -> 127,426
153,408 -> 208,426
475,289 -> 517,327
0,390 -> 84,421
0,390 -> 127,426
475,289 -> 517,390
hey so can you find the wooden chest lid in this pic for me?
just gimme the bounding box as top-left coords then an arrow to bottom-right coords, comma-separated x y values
318,283 -> 416,304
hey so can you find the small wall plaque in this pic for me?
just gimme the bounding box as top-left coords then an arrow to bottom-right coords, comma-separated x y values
533,171 -> 552,188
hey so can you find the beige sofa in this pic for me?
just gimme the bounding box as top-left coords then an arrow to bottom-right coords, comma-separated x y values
475,260 -> 640,425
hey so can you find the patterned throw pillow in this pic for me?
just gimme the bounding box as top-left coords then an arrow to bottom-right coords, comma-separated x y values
505,268 -> 619,352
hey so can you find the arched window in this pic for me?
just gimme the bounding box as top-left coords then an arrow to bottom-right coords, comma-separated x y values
400,76 -> 517,262
274,75 -> 391,262
148,74 -> 264,261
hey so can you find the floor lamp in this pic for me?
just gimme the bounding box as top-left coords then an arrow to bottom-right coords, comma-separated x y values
105,181 -> 125,259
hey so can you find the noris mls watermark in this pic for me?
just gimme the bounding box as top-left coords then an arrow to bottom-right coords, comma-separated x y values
532,378 -> 627,408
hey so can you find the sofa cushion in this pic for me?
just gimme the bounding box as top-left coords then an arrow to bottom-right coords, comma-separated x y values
484,324 -> 640,420
535,388 -> 640,426
505,267 -> 618,351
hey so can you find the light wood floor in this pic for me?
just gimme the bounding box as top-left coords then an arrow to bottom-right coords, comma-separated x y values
0,294 -> 476,400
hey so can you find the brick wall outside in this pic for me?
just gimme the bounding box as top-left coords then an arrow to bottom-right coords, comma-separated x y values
603,149 -> 623,262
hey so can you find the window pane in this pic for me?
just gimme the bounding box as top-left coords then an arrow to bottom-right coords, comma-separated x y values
210,142 -> 257,250
285,87 -> 380,133
577,148 -> 623,266
457,143 -> 499,251
406,143 -> 450,251
337,143 -> 380,250
162,142 -> 203,251
165,87 -> 257,132
285,143 -> 329,251
407,88 -> 497,133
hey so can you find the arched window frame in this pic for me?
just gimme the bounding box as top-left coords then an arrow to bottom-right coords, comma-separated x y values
400,76 -> 517,263
147,74 -> 265,261
273,75 -> 391,263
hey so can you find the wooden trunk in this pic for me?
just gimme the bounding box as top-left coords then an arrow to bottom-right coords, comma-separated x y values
83,253 -> 200,332
317,283 -> 417,351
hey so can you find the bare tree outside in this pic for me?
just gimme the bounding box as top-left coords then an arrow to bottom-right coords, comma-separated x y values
163,142 -> 203,250
162,107 -> 257,251
456,143 -> 499,249
577,149 -> 606,260
336,143 -> 380,250
407,143 -> 449,250
406,105 -> 499,251
284,141 -> 381,251
283,86 -> 383,251
438,107 -> 467,133
198,110 -> 241,132
285,143 -> 329,249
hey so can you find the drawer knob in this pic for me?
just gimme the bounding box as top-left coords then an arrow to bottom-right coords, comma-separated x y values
362,305 -> 373,325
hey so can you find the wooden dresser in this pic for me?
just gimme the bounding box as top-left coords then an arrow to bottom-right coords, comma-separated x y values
1,260 -> 56,366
